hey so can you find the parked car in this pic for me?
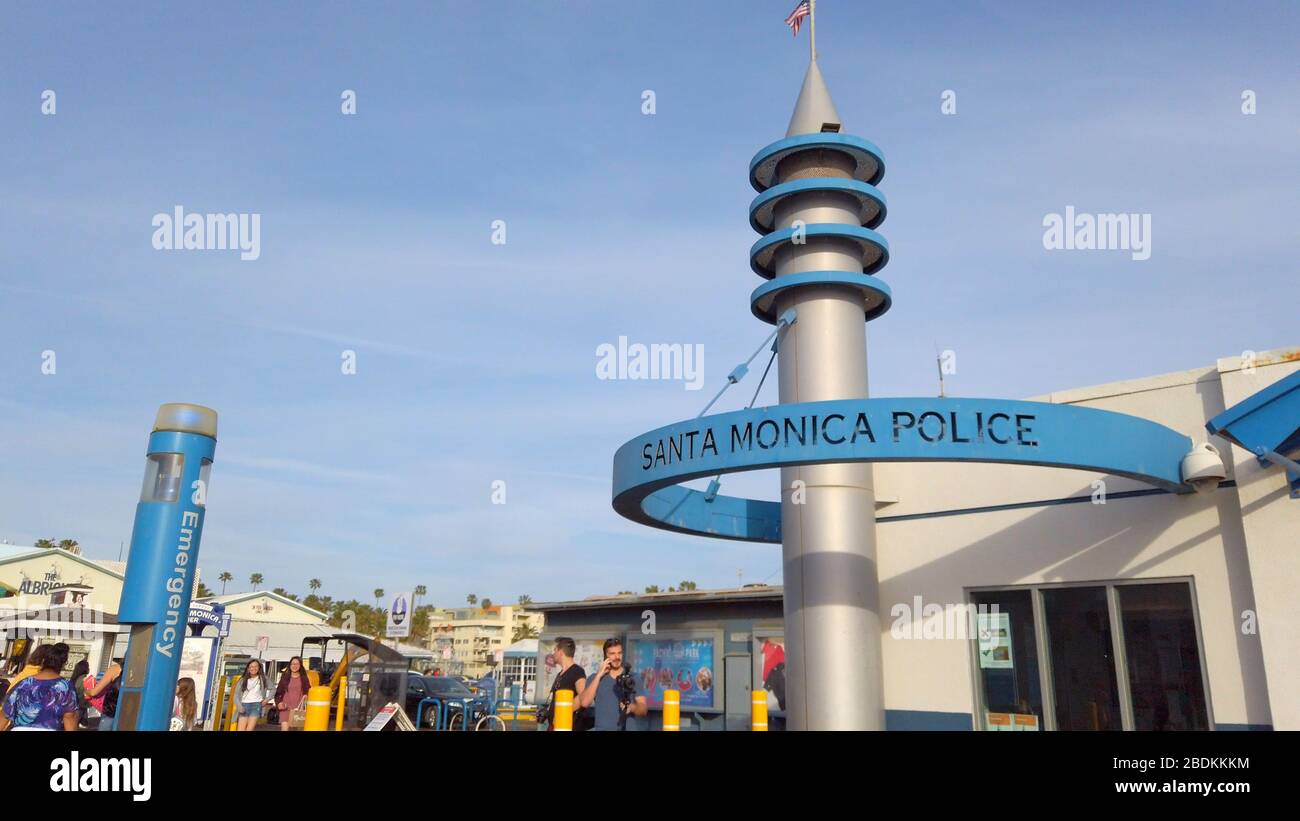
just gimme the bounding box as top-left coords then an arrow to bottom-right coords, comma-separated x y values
406,674 -> 487,729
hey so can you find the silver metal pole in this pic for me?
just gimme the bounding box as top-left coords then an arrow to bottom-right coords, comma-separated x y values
773,74 -> 884,731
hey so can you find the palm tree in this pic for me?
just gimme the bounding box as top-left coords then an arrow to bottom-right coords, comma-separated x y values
518,593 -> 532,606
374,588 -> 385,609
481,598 -> 493,610
466,593 -> 477,607
309,578 -> 322,594
33,538 -> 56,550
57,539 -> 81,555
512,622 -> 540,642
679,580 -> 697,591
249,573 -> 264,591
218,572 -> 233,594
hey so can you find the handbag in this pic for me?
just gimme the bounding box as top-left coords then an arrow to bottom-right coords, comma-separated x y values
266,705 -> 280,723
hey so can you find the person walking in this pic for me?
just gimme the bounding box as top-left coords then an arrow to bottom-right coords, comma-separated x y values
236,659 -> 271,731
0,642 -> 79,731
69,659 -> 91,728
273,656 -> 311,731
172,677 -> 198,731
85,658 -> 122,731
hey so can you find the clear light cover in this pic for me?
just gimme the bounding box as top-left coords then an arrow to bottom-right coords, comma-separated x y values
141,453 -> 185,503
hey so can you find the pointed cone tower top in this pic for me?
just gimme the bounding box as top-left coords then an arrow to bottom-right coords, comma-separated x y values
785,60 -> 843,137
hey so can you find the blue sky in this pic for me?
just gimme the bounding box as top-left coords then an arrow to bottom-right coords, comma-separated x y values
1,1 -> 1296,607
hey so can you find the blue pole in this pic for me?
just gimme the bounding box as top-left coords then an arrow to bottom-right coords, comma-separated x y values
114,404 -> 218,731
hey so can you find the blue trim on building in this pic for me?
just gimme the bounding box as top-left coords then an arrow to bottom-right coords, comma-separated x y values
1214,723 -> 1273,731
886,709 -> 973,731
877,482 -> 1235,524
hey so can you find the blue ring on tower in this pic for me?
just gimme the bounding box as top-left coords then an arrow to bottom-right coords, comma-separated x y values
750,270 -> 892,325
750,133 -> 886,192
750,224 -> 889,278
749,178 -> 887,233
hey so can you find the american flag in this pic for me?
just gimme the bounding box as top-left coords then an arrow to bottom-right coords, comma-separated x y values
785,0 -> 811,36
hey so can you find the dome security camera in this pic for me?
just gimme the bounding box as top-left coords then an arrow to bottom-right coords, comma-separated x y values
1181,442 -> 1227,494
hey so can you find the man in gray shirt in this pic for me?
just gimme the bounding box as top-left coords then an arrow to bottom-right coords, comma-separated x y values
576,637 -> 648,731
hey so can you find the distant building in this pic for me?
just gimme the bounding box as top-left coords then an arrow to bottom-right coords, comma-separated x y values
196,590 -> 433,677
528,586 -> 783,726
500,638 -> 539,702
427,605 -> 544,678
0,544 -> 132,677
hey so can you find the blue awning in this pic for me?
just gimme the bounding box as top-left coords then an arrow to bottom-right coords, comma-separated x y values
1207,369 -> 1300,497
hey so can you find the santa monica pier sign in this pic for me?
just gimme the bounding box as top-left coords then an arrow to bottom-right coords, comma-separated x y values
613,397 -> 1192,543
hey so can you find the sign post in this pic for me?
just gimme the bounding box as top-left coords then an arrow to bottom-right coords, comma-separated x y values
386,591 -> 413,643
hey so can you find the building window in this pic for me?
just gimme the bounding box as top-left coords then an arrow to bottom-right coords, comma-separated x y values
970,588 -> 1044,728
970,579 -> 1210,731
1117,583 -> 1210,731
1042,585 -> 1122,731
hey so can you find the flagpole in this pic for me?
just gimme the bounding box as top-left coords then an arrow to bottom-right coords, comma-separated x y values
810,0 -> 817,62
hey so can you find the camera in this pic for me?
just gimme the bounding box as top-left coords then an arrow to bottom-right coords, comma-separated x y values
536,700 -> 553,726
613,663 -> 636,707
611,662 -> 637,730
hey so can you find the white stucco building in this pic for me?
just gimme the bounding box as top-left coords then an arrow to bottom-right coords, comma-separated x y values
874,347 -> 1297,730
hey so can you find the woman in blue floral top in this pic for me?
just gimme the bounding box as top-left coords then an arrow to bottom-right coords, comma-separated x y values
0,642 -> 79,731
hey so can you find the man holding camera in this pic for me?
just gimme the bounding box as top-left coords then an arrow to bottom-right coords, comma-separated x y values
576,637 -> 647,731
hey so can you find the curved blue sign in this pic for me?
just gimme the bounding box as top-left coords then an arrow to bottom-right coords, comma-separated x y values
612,397 -> 1193,543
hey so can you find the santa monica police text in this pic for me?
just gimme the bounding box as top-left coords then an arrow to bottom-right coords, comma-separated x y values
640,408 -> 1038,470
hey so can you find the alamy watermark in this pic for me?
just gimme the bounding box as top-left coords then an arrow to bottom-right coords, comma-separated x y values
151,206 -> 261,260
1042,206 -> 1151,261
889,596 -> 1004,641
50,753 -> 151,802
0,604 -> 108,643
596,336 -> 704,391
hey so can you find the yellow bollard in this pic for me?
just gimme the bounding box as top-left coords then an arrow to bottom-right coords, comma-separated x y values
304,685 -> 332,731
226,676 -> 242,731
662,689 -> 680,731
552,688 -> 574,731
210,676 -> 227,731
751,689 -> 768,731
334,676 -> 347,731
